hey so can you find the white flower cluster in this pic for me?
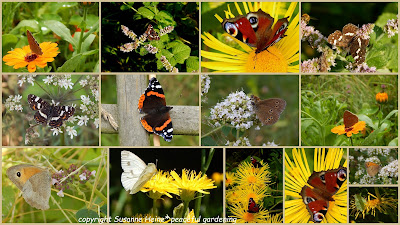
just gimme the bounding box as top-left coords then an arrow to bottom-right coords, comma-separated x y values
226,137 -> 251,146
201,75 -> 211,97
78,75 -> 99,129
4,95 -> 23,112
17,74 -> 37,86
209,91 -> 255,130
380,159 -> 398,178
384,15 -> 398,38
43,74 -> 75,90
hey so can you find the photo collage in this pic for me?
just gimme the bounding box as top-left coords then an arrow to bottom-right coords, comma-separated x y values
1,1 -> 399,224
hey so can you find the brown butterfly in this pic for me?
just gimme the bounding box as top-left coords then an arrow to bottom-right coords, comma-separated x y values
145,25 -> 160,41
343,110 -> 358,132
365,162 -> 380,177
251,95 -> 286,125
27,30 -> 43,55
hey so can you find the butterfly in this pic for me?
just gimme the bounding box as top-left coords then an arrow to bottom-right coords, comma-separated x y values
250,156 -> 262,168
27,30 -> 43,55
251,95 -> 286,125
222,9 -> 289,53
121,150 -> 157,194
27,94 -> 75,128
300,167 -> 347,223
327,23 -> 369,64
365,162 -> 380,177
145,25 -> 160,41
343,110 -> 358,132
138,77 -> 173,142
247,197 -> 260,213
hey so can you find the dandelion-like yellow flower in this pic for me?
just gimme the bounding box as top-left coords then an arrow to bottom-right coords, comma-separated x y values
142,170 -> 179,199
331,121 -> 366,137
201,2 -> 299,73
285,148 -> 347,223
235,161 -> 271,187
364,192 -> 398,217
375,92 -> 388,103
229,201 -> 278,223
171,169 -> 217,202
211,172 -> 223,186
185,209 -> 199,223
226,172 -> 236,187
235,185 -> 271,206
3,42 -> 59,72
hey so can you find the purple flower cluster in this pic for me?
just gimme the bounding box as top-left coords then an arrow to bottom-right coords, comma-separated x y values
52,164 -> 96,197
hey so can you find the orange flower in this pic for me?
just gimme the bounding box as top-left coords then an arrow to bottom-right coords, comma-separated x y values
331,121 -> 367,137
375,92 -> 388,103
3,42 -> 59,72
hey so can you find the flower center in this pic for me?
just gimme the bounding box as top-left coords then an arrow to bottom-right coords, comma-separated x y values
25,53 -> 39,62
247,175 -> 257,184
245,46 -> 288,72
243,212 -> 255,222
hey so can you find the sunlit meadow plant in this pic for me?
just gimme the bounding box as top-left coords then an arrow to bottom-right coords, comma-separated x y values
349,148 -> 398,184
301,7 -> 398,73
2,2 -> 99,72
3,75 -> 99,146
349,187 -> 398,223
226,156 -> 282,223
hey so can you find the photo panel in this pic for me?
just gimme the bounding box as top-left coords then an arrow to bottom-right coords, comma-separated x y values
109,148 -> 223,223
101,2 -> 199,72
2,148 -> 108,223
301,75 -> 398,146
225,148 -> 283,223
301,2 -> 398,73
101,75 -> 199,146
285,148 -> 348,223
2,74 -> 99,146
2,2 -> 99,73
201,2 -> 299,73
349,148 -> 398,185
349,187 -> 398,223
201,75 -> 299,146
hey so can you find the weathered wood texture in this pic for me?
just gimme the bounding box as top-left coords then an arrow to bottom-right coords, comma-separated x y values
101,75 -> 199,146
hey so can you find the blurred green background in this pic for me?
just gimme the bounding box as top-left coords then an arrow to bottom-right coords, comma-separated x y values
2,148 -> 107,223
101,75 -> 199,146
202,75 -> 299,146
109,148 -> 223,220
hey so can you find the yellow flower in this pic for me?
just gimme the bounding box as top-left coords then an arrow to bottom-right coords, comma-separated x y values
285,148 -> 347,223
228,201 -> 281,223
201,2 -> 299,73
226,172 -> 236,187
375,92 -> 388,103
3,42 -> 59,72
142,170 -> 179,199
186,209 -> 198,223
171,169 -> 217,202
211,172 -> 223,186
331,121 -> 366,137
364,192 -> 397,217
235,161 -> 271,187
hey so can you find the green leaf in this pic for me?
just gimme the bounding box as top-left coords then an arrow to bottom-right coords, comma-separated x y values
382,110 -> 398,122
154,11 -> 176,26
100,204 -> 107,215
137,7 -> 155,20
171,42 -> 191,64
76,209 -> 99,222
57,53 -> 83,72
2,186 -> 15,215
2,34 -> 18,49
10,20 -> 40,34
388,137 -> 398,146
185,56 -> 199,72
44,20 -> 76,46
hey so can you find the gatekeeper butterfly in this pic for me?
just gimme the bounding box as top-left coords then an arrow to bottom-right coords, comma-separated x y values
251,95 -> 286,125
365,162 -> 380,177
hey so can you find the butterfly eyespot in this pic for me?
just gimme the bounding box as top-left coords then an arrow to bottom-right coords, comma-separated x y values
319,172 -> 326,183
17,172 -> 21,177
337,169 -> 347,181
314,212 -> 325,222
278,22 -> 289,33
275,105 -> 279,108
224,22 -> 238,37
269,116 -> 273,119
269,109 -> 273,113
275,101 -> 279,104
246,13 -> 259,28
304,196 -> 315,204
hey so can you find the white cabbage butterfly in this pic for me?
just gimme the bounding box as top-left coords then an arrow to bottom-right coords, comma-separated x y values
121,150 -> 157,194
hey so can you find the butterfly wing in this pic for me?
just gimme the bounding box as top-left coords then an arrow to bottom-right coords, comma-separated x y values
253,98 -> 286,125
121,151 -> 157,194
247,197 -> 260,213
343,110 -> 358,129
48,105 -> 75,128
222,15 -> 258,47
300,186 -> 329,223
258,16 -> 288,51
349,37 -> 369,64
365,162 -> 380,177
27,30 -> 43,55
22,170 -> 51,210
145,25 -> 160,41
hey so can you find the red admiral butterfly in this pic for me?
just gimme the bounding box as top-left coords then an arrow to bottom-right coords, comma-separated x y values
327,24 -> 369,64
145,25 -> 160,41
138,78 -> 173,142
28,94 -> 75,128
247,197 -> 260,213
300,167 -> 347,223
222,9 -> 289,53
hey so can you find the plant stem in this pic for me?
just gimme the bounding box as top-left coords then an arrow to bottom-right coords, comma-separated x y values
152,198 -> 157,217
77,7 -> 88,54
202,126 -> 223,138
195,149 -> 215,217
350,136 -> 353,146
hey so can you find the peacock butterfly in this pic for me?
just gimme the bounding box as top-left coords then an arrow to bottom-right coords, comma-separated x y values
343,110 -> 358,132
222,9 -> 289,53
300,167 -> 347,223
247,197 -> 260,213
250,156 -> 262,168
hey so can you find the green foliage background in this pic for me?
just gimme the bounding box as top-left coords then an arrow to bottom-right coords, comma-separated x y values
2,2 -> 99,72
301,75 -> 398,146
101,2 -> 199,72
